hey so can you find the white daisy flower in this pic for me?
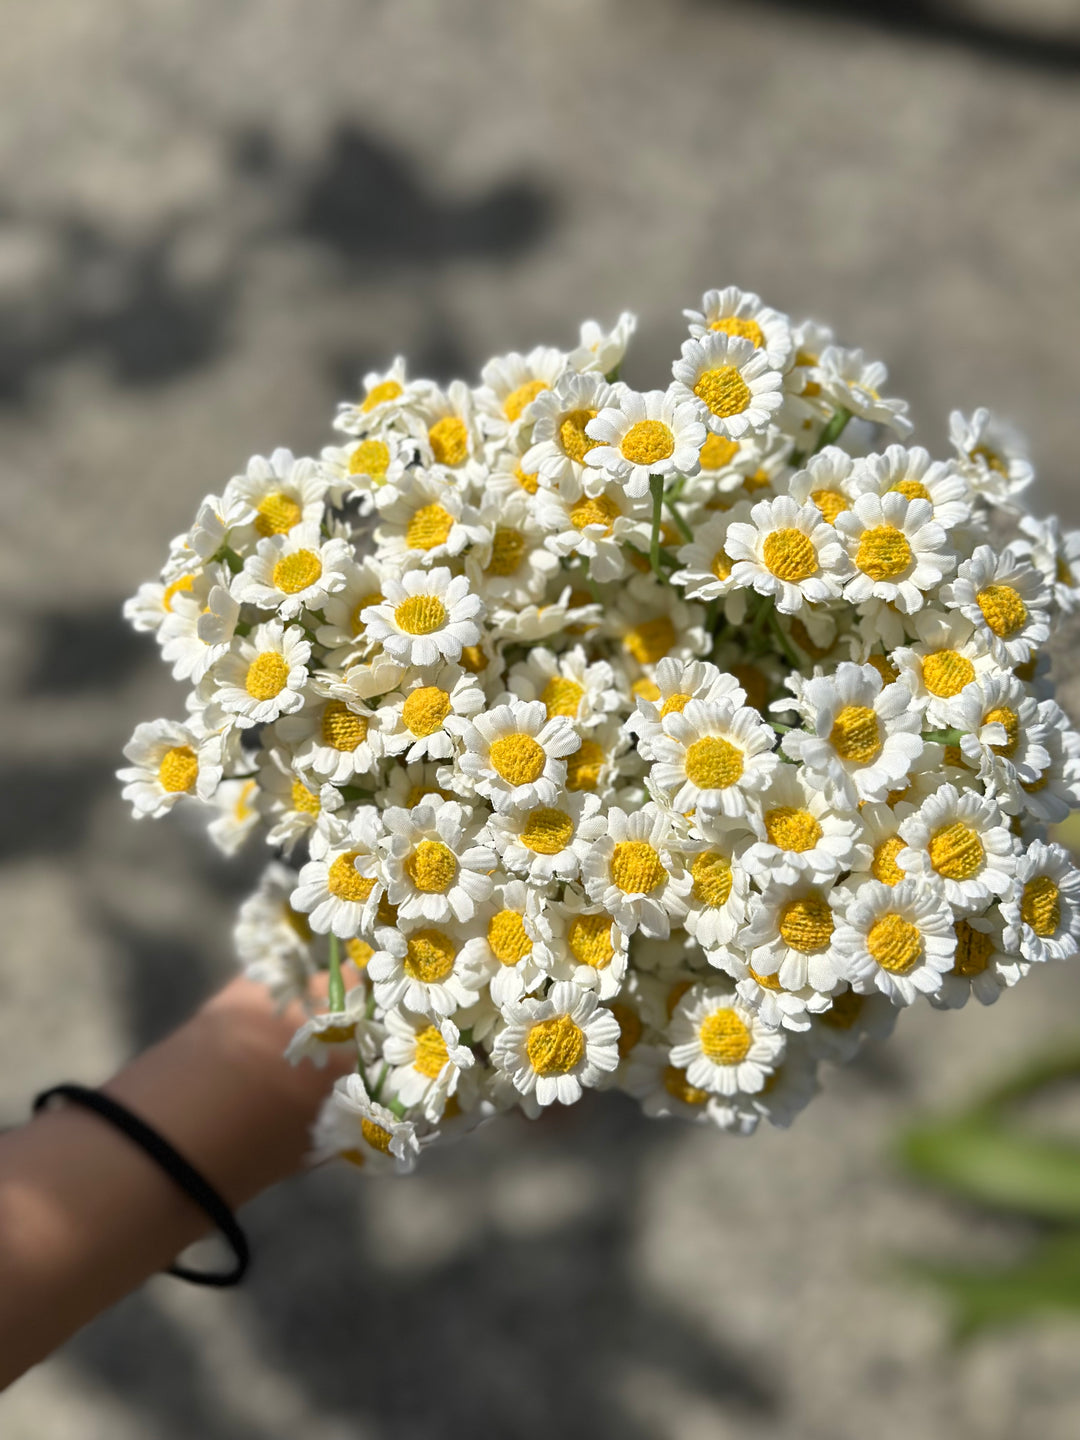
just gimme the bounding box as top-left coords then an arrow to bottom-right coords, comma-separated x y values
1001,840 -> 1080,964
947,673 -> 1050,801
374,468 -> 488,570
680,834 -> 752,953
465,492 -> 561,608
275,693 -> 382,785
628,656 -> 746,759
123,569 -> 199,635
622,1044 -> 723,1124
1012,514 -> 1080,614
157,566 -> 237,683
725,494 -> 850,613
782,662 -> 924,807
225,448 -> 328,544
930,911 -> 1026,1010
743,765 -> 865,887
668,503 -> 754,605
291,812 -> 385,938
457,700 -> 580,814
805,985 -> 899,1064
319,430 -> 413,505
186,492 -> 258,564
898,783 -> 1018,913
568,311 -> 637,376
312,1074 -> 423,1176
583,387 -> 707,498
382,1010 -> 474,1122
668,984 -> 786,1097
940,544 -> 1051,666
285,987 -> 378,1069
458,878 -> 554,1008
334,356 -> 433,435
310,558 -> 390,667
890,608 -> 1003,726
651,698 -> 780,819
848,444 -> 972,532
206,621 -> 310,729
786,446 -> 858,527
361,567 -> 484,668
846,800 -> 914,888
504,645 -> 624,731
535,474 -> 652,582
484,791 -> 605,883
1015,702 -> 1080,824
816,346 -> 912,437
412,380 -> 486,474
832,878 -> 956,1005
491,981 -> 620,1109
580,804 -> 692,940
474,345 -> 567,447
206,776 -> 261,857
381,797 -> 495,924
608,575 -> 711,671
542,891 -> 631,1001
231,521 -> 352,620
118,719 -> 223,817
255,745 -> 345,855
834,491 -> 953,614
723,948 -> 836,1034
742,880 -> 845,995
368,918 -> 485,1017
948,407 -> 1034,507
713,1042 -> 821,1133
521,371 -> 617,489
378,664 -> 485,764
234,860 -> 312,973
671,332 -> 783,440
684,286 -> 795,371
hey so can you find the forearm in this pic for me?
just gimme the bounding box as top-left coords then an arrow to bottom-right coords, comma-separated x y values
0,977 -> 336,1389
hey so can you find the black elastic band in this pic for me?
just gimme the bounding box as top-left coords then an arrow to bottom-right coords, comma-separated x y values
33,1083 -> 250,1287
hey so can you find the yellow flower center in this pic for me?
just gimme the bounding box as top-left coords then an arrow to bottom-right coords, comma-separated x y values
810,488 -> 849,524
404,840 -> 458,894
952,920 -> 993,977
778,893 -> 834,952
406,503 -> 455,552
459,644 -> 488,674
693,365 -> 752,418
610,840 -> 666,894
633,679 -> 661,702
856,525 -> 912,581
976,584 -> 1027,638
1021,874 -> 1061,936
621,420 -> 675,467
623,617 -> 676,665
748,964 -> 784,992
503,378 -> 548,422
488,909 -> 532,965
764,806 -> 822,852
158,746 -> 198,793
526,1015 -> 586,1076
413,1025 -> 449,1079
321,701 -> 368,751
540,676 -> 584,719
273,549 -> 323,595
699,433 -> 740,470
922,649 -> 975,698
569,493 -> 619,534
348,439 -> 391,478
658,693 -> 690,719
255,491 -> 302,536
664,1065 -> 709,1105
346,938 -> 373,968
690,851 -> 733,908
984,705 -> 1020,756
559,408 -> 600,463
362,378 -> 403,412
485,527 -> 527,577
890,478 -> 931,502
820,988 -> 864,1030
360,1118 -> 393,1153
428,416 -> 469,467
928,821 -> 985,880
402,686 -> 452,737
684,735 -> 744,790
872,835 -> 906,885
707,314 -> 764,349
404,928 -> 457,982
611,1002 -> 642,1058
286,904 -> 311,941
350,591 -> 382,636
829,705 -> 881,764
520,806 -> 574,854
394,595 -> 448,635
763,528 -> 817,582
316,1023 -> 357,1045
290,778 -> 320,815
489,733 -> 547,786
328,851 -> 378,903
514,464 -> 539,494
711,548 -> 733,582
866,912 -> 923,973
567,913 -> 616,968
163,574 -> 195,611
245,651 -> 289,700
699,1009 -> 752,1064
565,739 -> 604,792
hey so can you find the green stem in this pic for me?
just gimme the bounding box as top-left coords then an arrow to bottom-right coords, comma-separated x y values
769,720 -> 793,733
339,785 -> 375,803
370,1060 -> 389,1103
812,405 -> 852,455
664,496 -> 693,543
213,544 -> 244,575
649,474 -> 664,579
767,609 -> 802,669
749,596 -> 775,644
923,727 -> 964,746
328,933 -> 345,1014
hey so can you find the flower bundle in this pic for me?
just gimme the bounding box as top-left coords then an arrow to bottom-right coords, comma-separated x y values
120,288 -> 1080,1173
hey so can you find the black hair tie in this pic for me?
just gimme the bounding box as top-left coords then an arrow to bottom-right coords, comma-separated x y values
33,1083 -> 250,1287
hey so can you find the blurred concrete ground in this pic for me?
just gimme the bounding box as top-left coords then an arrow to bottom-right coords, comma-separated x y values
3,0 -> 1080,1435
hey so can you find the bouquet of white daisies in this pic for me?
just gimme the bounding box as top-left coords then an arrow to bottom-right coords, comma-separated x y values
120,288 -> 1080,1174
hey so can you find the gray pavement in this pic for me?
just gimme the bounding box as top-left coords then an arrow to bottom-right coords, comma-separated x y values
4,2 -> 1080,1435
